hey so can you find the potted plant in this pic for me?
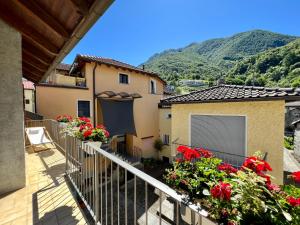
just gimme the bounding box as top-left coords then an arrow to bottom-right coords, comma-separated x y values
56,115 -> 72,128
153,138 -> 164,159
76,124 -> 110,148
164,145 -> 300,225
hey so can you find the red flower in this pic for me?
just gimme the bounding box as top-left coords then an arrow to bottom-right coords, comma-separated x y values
211,182 -> 232,201
287,196 -> 300,207
260,174 -> 271,185
218,163 -> 238,174
242,156 -> 272,174
83,129 -> 92,138
198,148 -> 213,158
104,130 -> 110,138
176,146 -> 200,161
290,171 -> 300,183
79,117 -> 91,123
96,124 -> 106,130
79,123 -> 93,131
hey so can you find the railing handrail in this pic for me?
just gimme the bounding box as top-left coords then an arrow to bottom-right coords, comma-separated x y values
87,142 -> 209,217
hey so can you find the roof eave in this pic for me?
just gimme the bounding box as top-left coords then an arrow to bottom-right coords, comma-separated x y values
41,0 -> 114,82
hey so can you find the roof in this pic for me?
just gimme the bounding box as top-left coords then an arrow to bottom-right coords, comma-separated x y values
23,80 -> 35,90
286,101 -> 300,107
56,63 -> 71,71
0,0 -> 113,83
72,54 -> 166,84
160,85 -> 300,105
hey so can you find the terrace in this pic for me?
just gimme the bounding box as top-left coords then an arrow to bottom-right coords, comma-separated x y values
7,119 -> 209,225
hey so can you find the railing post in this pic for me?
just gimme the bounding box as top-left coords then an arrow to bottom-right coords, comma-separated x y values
95,152 -> 99,223
65,134 -> 68,173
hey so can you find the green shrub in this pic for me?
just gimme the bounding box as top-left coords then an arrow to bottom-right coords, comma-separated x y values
284,136 -> 294,150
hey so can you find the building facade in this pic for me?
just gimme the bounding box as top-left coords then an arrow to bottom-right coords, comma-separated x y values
36,55 -> 166,158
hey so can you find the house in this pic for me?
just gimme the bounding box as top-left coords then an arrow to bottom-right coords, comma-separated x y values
23,79 -> 35,113
0,0 -> 113,195
159,85 -> 300,183
36,55 -> 166,158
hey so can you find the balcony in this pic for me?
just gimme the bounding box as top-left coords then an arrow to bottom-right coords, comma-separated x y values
15,119 -> 212,225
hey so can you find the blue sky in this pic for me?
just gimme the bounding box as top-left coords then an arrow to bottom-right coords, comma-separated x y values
63,0 -> 300,66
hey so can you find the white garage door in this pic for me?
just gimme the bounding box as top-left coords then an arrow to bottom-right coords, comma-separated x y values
190,115 -> 246,158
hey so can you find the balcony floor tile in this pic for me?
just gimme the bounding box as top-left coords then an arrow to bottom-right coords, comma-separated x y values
0,148 -> 88,225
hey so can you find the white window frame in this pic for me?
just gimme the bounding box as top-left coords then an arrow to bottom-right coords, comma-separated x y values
118,72 -> 130,85
76,99 -> 92,118
150,79 -> 157,94
188,113 -> 248,156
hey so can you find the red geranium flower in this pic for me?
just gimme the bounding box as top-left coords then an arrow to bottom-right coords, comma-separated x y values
287,196 -> 300,207
96,124 -> 106,130
242,156 -> 272,174
176,146 -> 200,161
218,163 -> 238,174
79,123 -> 93,131
79,117 -> 91,123
83,129 -> 92,138
211,182 -> 232,201
104,130 -> 110,138
197,148 -> 214,158
290,171 -> 300,183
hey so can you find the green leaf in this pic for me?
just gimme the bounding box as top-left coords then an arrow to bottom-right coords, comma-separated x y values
282,211 -> 292,222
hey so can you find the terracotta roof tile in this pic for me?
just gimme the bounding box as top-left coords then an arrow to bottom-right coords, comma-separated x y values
161,85 -> 300,105
56,63 -> 71,71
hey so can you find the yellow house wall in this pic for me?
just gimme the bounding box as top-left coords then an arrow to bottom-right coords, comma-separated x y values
171,100 -> 285,184
36,65 -> 93,120
24,89 -> 35,113
37,62 -> 164,158
158,108 -> 172,160
85,62 -> 164,158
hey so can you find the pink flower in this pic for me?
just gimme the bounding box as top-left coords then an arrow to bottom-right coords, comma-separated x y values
210,182 -> 232,201
266,183 -> 281,192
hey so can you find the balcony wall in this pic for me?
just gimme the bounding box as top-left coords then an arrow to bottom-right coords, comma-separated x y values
0,18 -> 25,194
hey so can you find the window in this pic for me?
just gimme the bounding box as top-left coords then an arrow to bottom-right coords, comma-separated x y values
119,73 -> 129,84
77,100 -> 90,117
150,80 -> 156,94
25,99 -> 30,104
162,134 -> 170,145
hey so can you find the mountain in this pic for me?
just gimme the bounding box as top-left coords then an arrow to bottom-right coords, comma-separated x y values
142,30 -> 298,86
226,38 -> 300,87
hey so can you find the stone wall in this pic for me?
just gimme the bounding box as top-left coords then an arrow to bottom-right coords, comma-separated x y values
0,19 -> 25,194
294,123 -> 300,159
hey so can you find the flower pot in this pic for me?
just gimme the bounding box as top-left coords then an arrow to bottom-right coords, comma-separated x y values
88,141 -> 102,149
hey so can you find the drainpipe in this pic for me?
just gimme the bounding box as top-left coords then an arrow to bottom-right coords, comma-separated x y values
93,63 -> 98,127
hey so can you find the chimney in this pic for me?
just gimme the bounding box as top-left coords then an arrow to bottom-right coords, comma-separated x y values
142,65 -> 145,71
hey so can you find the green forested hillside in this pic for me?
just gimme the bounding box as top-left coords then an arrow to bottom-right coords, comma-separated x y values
226,39 -> 300,87
142,30 -> 297,86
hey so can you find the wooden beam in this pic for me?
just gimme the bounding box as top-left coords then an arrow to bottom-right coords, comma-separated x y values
17,0 -> 70,39
69,0 -> 89,15
0,1 -> 60,55
22,39 -> 54,64
23,63 -> 46,76
22,51 -> 49,67
23,60 -> 48,72
23,67 -> 41,80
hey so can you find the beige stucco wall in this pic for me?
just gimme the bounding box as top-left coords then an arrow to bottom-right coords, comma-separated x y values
86,62 -> 164,158
0,18 -> 25,194
37,62 -> 165,158
171,100 -> 285,184
24,89 -> 35,113
158,107 -> 172,160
